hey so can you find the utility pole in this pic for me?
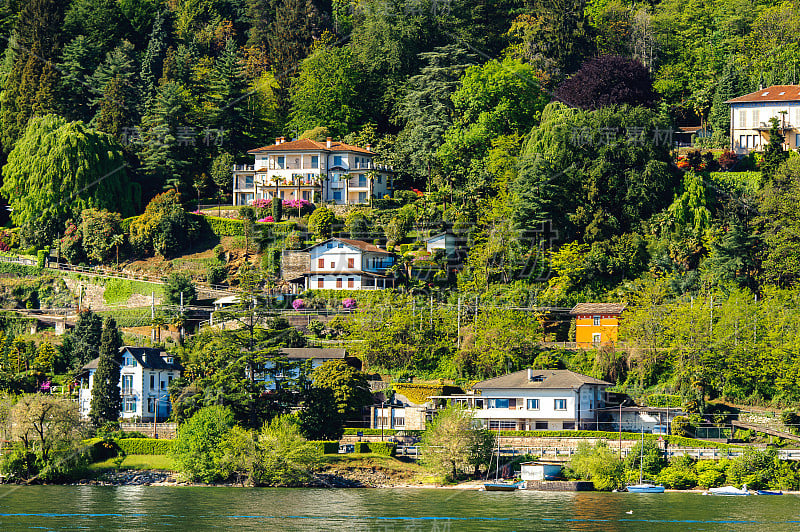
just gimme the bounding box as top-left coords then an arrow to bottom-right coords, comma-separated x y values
151,291 -> 156,342
457,297 -> 462,348
180,291 -> 185,341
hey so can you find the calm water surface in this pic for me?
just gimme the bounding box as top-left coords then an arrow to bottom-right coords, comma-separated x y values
0,486 -> 797,531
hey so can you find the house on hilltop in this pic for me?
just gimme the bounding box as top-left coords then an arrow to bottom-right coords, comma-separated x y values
570,303 -> 625,348
77,346 -> 182,422
726,85 -> 800,154
232,136 -> 393,206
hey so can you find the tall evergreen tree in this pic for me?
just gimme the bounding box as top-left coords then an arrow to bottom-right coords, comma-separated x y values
209,37 -> 251,153
140,9 -> 169,108
394,45 -> 478,180
709,59 -> 748,137
267,0 -> 313,118
0,0 -> 66,152
138,80 -> 196,194
89,317 -> 123,427
70,310 -> 104,370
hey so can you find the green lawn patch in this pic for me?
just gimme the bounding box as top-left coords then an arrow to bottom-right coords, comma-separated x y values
90,454 -> 174,471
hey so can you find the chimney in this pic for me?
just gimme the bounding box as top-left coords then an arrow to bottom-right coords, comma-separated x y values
366,143 -> 372,151
527,368 -> 533,381
275,137 -> 280,145
280,136 -> 286,144
326,136 -> 332,149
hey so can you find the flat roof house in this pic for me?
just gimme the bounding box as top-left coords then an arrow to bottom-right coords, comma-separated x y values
233,136 -> 393,206
726,85 -> 800,154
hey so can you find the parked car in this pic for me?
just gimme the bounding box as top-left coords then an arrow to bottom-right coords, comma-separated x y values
338,444 -> 355,454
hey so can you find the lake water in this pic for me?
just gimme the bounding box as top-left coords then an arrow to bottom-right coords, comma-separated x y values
0,486 -> 798,531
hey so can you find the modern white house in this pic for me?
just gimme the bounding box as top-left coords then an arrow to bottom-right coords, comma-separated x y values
726,85 -> 800,153
435,369 -> 611,431
254,347 -> 360,390
233,137 -> 393,206
303,237 -> 395,290
77,347 -> 182,422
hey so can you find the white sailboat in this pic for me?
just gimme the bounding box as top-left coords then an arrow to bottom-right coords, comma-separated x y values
626,427 -> 665,493
483,431 -> 523,491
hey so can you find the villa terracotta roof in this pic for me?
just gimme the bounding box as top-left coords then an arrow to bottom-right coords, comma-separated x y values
569,303 -> 625,315
248,138 -> 374,155
725,85 -> 800,104
473,369 -> 611,390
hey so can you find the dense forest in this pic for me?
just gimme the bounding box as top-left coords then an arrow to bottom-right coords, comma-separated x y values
0,0 -> 799,412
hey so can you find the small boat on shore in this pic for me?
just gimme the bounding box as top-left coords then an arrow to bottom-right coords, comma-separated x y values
627,483 -> 666,493
755,490 -> 783,495
483,481 -> 525,491
709,484 -> 749,496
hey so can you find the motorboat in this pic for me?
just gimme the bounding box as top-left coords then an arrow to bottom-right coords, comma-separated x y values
627,483 -> 666,493
708,484 -> 749,496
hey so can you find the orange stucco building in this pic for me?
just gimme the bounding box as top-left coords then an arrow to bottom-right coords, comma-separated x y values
570,303 -> 625,348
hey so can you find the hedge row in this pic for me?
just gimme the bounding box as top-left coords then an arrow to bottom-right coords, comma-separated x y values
117,438 -> 174,455
365,442 -> 396,456
645,394 -> 682,408
0,262 -> 42,276
309,440 -> 339,454
189,213 -> 295,237
495,430 -> 738,449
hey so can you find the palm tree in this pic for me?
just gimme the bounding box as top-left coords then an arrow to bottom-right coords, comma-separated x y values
109,234 -> 124,268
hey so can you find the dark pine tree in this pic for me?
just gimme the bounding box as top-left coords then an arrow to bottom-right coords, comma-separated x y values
70,310 -> 104,370
555,55 -> 657,111
762,117 -> 788,179
88,317 -> 123,427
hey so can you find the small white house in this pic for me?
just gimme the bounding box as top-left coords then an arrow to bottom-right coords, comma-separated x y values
424,232 -> 458,258
77,346 -> 182,422
304,237 -> 395,290
438,369 -> 611,431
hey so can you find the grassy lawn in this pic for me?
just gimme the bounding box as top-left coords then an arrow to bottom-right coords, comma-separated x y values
90,454 -> 174,472
319,453 -> 434,483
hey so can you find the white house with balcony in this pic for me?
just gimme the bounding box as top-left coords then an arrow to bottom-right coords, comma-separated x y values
77,347 -> 182,422
436,369 -> 611,431
233,136 -> 393,206
726,85 -> 800,154
303,237 -> 395,290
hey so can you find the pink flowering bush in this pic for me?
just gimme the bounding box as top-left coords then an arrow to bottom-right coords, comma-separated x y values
292,298 -> 305,310
252,199 -> 270,209
257,216 -> 274,223
342,298 -> 357,309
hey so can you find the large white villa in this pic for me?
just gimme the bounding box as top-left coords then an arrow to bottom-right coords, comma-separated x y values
232,137 -> 393,206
